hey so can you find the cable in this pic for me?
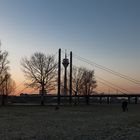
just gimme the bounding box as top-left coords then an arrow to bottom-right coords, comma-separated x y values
73,54 -> 140,85
14,80 -> 26,90
96,76 -> 132,94
28,87 -> 39,94
97,80 -> 127,95
74,54 -> 140,84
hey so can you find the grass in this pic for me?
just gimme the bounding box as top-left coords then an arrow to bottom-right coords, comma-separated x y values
0,104 -> 140,140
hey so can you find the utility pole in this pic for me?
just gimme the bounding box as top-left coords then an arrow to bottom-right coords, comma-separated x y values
69,51 -> 72,104
58,48 -> 61,105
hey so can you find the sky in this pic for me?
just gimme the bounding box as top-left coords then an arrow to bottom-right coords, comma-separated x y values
0,0 -> 140,94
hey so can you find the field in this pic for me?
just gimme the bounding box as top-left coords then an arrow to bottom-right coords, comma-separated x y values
0,104 -> 140,140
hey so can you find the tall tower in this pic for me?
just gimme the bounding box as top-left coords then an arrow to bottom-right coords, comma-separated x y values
62,52 -> 69,95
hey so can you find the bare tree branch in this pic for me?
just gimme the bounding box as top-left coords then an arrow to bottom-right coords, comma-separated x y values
21,52 -> 57,94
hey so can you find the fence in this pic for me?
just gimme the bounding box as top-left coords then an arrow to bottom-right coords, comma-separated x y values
0,94 -> 140,106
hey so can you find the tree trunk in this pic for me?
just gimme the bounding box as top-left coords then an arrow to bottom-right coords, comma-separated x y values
1,95 -> 6,106
74,91 -> 77,105
41,84 -> 45,106
86,94 -> 89,105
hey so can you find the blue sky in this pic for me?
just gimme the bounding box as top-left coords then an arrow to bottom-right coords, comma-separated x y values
0,0 -> 140,93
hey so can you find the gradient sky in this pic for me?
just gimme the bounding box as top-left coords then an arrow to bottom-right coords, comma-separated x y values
0,0 -> 140,94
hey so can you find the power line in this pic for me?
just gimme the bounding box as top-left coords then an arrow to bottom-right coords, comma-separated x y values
28,87 -> 39,94
14,80 -> 26,90
16,82 -> 35,95
94,88 -> 104,94
96,76 -> 131,94
16,87 -> 29,95
69,64 -> 131,94
73,53 -> 140,85
97,80 -> 127,95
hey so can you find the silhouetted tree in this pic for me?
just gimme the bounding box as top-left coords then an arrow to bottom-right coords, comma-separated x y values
72,67 -> 96,95
21,52 -> 57,105
0,47 -> 15,105
0,50 -> 9,84
72,67 -> 84,94
80,69 -> 97,105
80,69 -> 97,95
1,73 -> 16,95
0,73 -> 16,105
72,67 -> 97,105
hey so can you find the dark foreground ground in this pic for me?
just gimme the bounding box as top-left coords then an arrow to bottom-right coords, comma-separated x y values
0,104 -> 140,140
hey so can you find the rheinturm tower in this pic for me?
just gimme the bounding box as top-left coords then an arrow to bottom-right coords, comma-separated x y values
62,52 -> 69,95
